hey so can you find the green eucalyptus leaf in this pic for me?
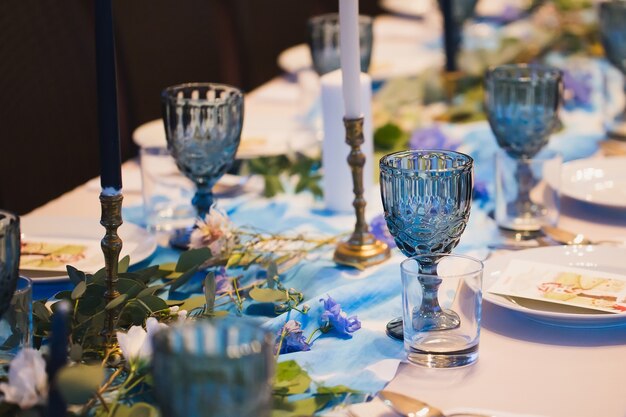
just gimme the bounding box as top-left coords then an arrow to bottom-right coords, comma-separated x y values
76,296 -> 105,316
136,284 -> 166,299
66,265 -> 86,286
126,403 -> 159,417
54,290 -> 73,300
169,266 -> 199,292
249,287 -> 289,303
136,295 -> 168,313
180,295 -> 207,312
263,175 -> 284,198
118,255 -> 131,273
274,360 -> 311,395
159,262 -> 177,272
33,301 -> 51,321
105,294 -> 128,311
71,281 -> 87,300
56,364 -> 104,404
165,300 -> 185,307
93,266 -> 106,282
132,265 -> 163,283
117,278 -> 146,298
226,252 -> 244,268
316,384 -> 360,394
176,248 -> 211,272
204,272 -> 216,314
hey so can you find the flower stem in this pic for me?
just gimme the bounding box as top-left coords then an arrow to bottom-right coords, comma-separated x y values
306,327 -> 322,345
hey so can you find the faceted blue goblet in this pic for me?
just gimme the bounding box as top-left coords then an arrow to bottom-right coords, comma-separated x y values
0,211 -> 20,319
162,83 -> 244,248
600,1 -> 626,138
380,150 -> 473,340
484,64 -> 562,159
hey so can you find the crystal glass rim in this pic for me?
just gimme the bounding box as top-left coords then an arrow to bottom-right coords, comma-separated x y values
14,276 -> 32,295
379,150 -> 473,174
307,12 -> 373,26
401,254 -> 484,278
154,317 -> 273,358
485,64 -> 562,83
161,82 -> 243,106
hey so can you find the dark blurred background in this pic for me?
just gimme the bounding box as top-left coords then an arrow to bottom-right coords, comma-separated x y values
0,0 -> 383,214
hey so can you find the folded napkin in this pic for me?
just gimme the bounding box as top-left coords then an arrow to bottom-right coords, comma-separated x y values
340,397 -> 550,417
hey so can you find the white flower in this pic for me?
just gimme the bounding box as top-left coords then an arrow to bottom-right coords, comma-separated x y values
177,310 -> 188,320
116,317 -> 167,369
188,209 -> 236,261
169,305 -> 180,313
0,348 -> 48,409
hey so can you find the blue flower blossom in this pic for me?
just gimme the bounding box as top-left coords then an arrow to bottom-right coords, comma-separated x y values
370,215 -> 396,248
472,180 -> 490,206
319,296 -> 361,336
562,69 -> 593,110
409,125 -> 458,151
276,320 -> 311,354
214,267 -> 233,294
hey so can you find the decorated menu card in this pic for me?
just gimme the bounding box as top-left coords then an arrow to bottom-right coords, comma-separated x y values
488,260 -> 626,314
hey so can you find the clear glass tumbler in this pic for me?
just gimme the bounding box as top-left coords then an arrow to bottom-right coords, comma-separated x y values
495,148 -> 562,232
306,13 -> 373,76
0,276 -> 33,368
402,254 -> 483,368
152,317 -> 275,417
0,211 -> 20,319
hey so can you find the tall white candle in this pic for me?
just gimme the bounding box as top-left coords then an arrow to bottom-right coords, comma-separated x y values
321,70 -> 374,212
339,0 -> 361,118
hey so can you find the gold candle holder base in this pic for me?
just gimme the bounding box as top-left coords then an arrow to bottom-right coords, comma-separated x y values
334,117 -> 390,269
442,70 -> 463,104
100,192 -> 123,343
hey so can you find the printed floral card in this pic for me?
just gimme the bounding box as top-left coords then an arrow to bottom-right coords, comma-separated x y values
20,238 -> 104,272
487,259 -> 626,314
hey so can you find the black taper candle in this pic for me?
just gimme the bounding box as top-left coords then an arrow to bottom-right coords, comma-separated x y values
439,0 -> 458,72
47,301 -> 70,417
95,0 -> 123,191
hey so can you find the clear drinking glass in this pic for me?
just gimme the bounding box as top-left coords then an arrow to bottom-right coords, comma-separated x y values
161,83 -> 244,248
152,317 -> 274,417
0,211 -> 20,319
140,146 -> 195,232
485,64 -> 562,159
495,149 -> 562,232
306,13 -> 373,76
599,1 -> 626,138
0,276 -> 32,368
402,254 -> 483,368
380,150 -> 474,340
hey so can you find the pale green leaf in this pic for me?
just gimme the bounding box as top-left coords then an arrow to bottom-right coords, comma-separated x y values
249,287 -> 289,303
56,364 -> 104,404
71,281 -> 87,300
105,293 -> 128,310
118,255 -> 131,273
180,295 -> 206,312
176,248 -> 211,272
169,266 -> 199,292
204,272 -> 216,314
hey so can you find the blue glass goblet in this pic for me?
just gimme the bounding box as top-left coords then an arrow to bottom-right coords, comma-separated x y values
306,13 -> 373,76
380,150 -> 473,340
0,211 -> 20,319
600,1 -> 626,138
485,64 -> 562,159
162,83 -> 244,248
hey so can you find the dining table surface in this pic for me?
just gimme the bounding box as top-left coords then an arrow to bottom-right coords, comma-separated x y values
24,9 -> 626,417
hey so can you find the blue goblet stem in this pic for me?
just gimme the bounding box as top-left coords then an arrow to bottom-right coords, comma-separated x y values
192,184 -> 214,220
414,261 -> 461,331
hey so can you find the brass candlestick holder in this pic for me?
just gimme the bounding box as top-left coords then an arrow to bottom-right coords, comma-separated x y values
334,117 -> 390,268
100,192 -> 123,343
442,70 -> 463,104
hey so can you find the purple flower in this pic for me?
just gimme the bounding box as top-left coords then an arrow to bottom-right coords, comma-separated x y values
319,296 -> 361,336
214,267 -> 233,294
370,215 -> 396,249
409,125 -> 458,151
472,181 -> 490,204
563,70 -> 593,110
276,320 -> 311,354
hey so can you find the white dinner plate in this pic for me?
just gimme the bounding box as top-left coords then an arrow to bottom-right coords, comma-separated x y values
20,216 -> 157,282
133,119 -> 320,159
558,156 -> 626,209
277,43 -> 442,81
379,0 -> 433,17
484,245 -> 626,328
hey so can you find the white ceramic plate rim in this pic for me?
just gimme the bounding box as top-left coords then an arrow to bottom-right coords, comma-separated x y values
483,245 -> 626,327
20,216 -> 157,282
557,156 -> 626,209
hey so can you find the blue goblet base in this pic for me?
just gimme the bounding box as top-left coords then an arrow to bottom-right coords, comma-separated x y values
169,227 -> 194,250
